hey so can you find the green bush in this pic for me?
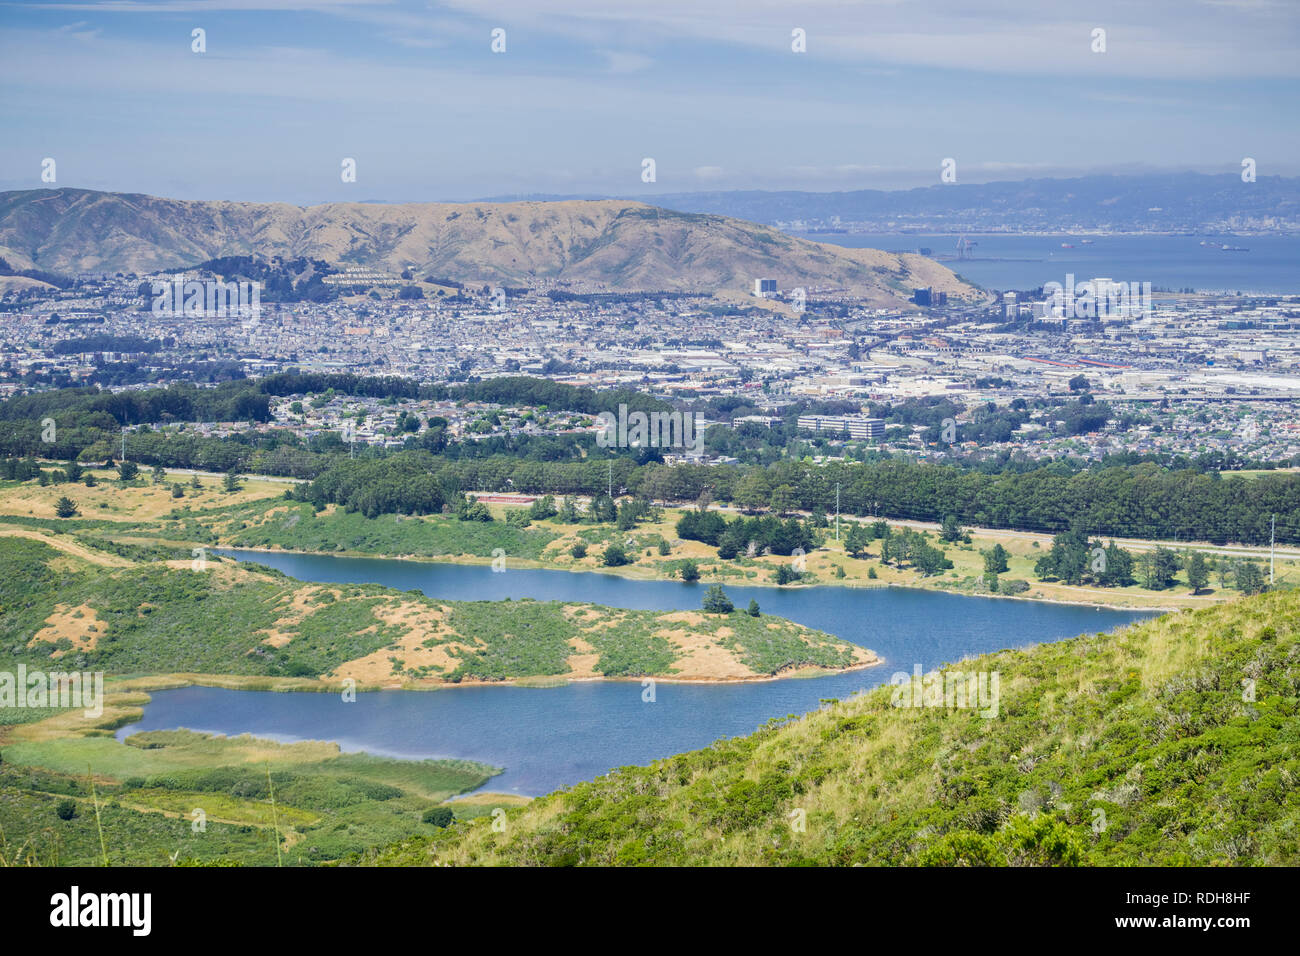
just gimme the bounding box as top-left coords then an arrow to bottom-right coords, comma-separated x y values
422,807 -> 455,828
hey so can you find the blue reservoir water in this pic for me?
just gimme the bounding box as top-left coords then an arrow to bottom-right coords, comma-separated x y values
118,551 -> 1156,795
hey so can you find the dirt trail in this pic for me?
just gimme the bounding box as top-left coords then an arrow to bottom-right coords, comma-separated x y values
0,524 -> 131,567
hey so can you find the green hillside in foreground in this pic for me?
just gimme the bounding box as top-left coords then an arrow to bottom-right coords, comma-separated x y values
359,590 -> 1299,866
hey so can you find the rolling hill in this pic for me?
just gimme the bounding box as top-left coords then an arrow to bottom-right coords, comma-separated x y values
0,534 -> 875,686
0,188 -> 979,305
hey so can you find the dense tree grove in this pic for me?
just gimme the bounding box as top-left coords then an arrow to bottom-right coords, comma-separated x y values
301,452 -> 447,517
278,449 -> 1300,547
676,511 -> 817,558
258,371 -> 424,400
360,455 -> 1297,545
1032,531 -> 1135,587
433,376 -> 671,417
4,377 -> 1297,546
877,527 -> 953,576
0,375 -> 667,469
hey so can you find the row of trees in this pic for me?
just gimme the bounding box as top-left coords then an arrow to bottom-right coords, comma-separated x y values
842,520 -> 954,576
292,448 -> 1298,569
379,454 -> 1297,546
8,372 -> 1296,546
675,510 -> 818,559
1032,531 -> 1137,588
1030,529 -> 1268,594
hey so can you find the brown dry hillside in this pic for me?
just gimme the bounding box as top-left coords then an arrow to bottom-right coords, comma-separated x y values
0,188 -> 980,305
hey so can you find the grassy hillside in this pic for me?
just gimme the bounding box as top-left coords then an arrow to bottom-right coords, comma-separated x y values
0,719 -> 499,866
0,188 -> 980,303
0,535 -> 872,685
7,468 -> 1276,612
359,590 -> 1298,866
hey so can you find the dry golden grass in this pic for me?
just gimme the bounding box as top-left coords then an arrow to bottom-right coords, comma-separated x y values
27,603 -> 106,657
0,469 -> 281,522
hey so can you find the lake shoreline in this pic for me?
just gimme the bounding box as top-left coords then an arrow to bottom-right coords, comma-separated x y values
107,653 -> 885,698
220,543 -> 1184,614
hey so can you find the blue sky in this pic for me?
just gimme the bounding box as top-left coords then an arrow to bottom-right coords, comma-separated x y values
1,0 -> 1297,203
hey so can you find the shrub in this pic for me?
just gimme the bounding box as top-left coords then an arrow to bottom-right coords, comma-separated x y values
528,495 -> 557,521
916,831 -> 1007,867
55,798 -> 77,820
422,807 -> 455,828
458,499 -> 493,522
1001,814 -> 1083,867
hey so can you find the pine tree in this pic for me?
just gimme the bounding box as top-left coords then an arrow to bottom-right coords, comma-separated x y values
844,522 -> 872,558
1185,551 -> 1209,594
702,584 -> 734,614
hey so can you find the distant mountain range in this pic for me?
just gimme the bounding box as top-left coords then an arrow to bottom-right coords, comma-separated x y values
0,188 -> 978,306
484,173 -> 1300,235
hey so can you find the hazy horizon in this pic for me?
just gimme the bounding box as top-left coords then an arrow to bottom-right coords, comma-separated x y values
2,0 -> 1296,203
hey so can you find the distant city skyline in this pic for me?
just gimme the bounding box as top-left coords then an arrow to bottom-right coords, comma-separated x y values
1,0 -> 1297,204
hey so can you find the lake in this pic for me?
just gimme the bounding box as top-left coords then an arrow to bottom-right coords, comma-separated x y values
117,550 -> 1157,796
797,232 -> 1300,295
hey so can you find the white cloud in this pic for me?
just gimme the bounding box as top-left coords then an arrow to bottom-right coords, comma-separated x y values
432,0 -> 1300,78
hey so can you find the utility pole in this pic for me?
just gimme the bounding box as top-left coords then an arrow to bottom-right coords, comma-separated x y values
835,482 -> 841,541
121,426 -> 126,462
607,458 -> 612,499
